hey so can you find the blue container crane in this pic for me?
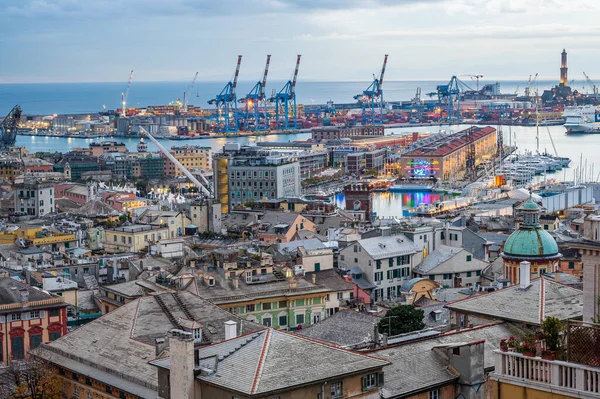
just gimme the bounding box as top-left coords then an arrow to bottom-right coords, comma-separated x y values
269,55 -> 301,131
353,54 -> 388,125
428,76 -> 472,122
239,55 -> 271,131
208,55 -> 242,133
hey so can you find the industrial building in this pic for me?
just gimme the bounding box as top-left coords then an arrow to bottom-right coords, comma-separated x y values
400,126 -> 497,180
311,125 -> 384,141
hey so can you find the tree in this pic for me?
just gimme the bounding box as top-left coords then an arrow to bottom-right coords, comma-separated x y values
0,358 -> 65,399
377,305 -> 425,336
541,316 -> 564,351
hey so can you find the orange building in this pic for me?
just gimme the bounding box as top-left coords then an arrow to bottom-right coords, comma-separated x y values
0,277 -> 67,365
163,145 -> 212,177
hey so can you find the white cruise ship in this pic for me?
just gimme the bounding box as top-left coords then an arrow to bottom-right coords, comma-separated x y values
563,104 -> 600,134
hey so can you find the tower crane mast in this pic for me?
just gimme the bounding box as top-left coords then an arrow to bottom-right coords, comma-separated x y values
0,105 -> 22,149
121,70 -> 134,117
183,72 -> 199,112
208,56 -> 242,133
240,55 -> 271,131
269,55 -> 301,130
353,54 -> 388,125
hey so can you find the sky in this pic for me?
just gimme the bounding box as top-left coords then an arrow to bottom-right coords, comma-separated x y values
2,0 -> 600,83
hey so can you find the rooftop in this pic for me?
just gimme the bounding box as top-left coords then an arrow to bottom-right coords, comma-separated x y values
446,277 -> 583,325
0,277 -> 54,305
357,235 -> 417,260
403,126 -> 496,158
296,310 -> 381,347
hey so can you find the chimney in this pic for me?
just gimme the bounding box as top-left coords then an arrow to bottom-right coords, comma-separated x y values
555,271 -> 561,283
224,320 -> 237,340
167,330 -> 195,399
288,278 -> 297,289
520,261 -> 531,288
311,274 -> 316,284
19,288 -> 29,303
232,276 -> 239,289
155,337 -> 168,356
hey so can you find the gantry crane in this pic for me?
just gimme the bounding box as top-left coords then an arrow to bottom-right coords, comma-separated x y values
239,55 -> 271,131
0,105 -> 22,149
121,70 -> 134,117
583,72 -> 598,97
208,56 -> 242,133
428,76 -> 471,122
524,73 -> 538,98
183,72 -> 199,112
269,55 -> 301,130
353,54 -> 388,125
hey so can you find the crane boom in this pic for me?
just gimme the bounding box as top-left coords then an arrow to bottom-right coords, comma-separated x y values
183,71 -> 199,112
0,105 -> 22,149
290,54 -> 301,97
138,127 -> 212,198
378,54 -> 388,94
121,70 -> 134,117
260,55 -> 271,98
232,55 -> 242,97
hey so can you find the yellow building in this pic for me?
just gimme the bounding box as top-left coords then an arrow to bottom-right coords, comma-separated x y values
0,225 -> 78,252
102,224 -> 170,254
163,145 -> 212,177
400,126 -> 497,180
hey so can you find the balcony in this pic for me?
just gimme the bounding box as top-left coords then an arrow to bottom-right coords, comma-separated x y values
492,350 -> 600,396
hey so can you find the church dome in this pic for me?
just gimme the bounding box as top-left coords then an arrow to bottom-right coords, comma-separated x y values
501,200 -> 561,260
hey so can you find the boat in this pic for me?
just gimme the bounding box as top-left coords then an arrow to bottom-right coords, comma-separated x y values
563,105 -> 600,134
137,138 -> 148,152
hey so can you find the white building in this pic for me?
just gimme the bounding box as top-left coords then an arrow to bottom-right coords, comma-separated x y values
338,235 -> 420,301
14,180 -> 55,217
412,245 -> 488,288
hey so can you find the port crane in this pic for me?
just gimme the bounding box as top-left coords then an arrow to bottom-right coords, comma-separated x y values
208,56 -> 242,133
353,54 -> 388,125
428,76 -> 471,122
524,73 -> 538,98
239,55 -> 271,131
269,54 -> 301,130
583,72 -> 598,97
121,70 -> 134,117
0,105 -> 22,149
139,126 -> 213,198
183,72 -> 199,112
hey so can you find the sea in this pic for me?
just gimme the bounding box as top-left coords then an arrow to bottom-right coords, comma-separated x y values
2,79 -> 598,217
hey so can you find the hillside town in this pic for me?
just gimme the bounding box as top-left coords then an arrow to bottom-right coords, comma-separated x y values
0,120 -> 597,399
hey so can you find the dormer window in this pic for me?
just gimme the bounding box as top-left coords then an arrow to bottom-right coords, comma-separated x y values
208,277 -> 215,287
194,328 -> 202,343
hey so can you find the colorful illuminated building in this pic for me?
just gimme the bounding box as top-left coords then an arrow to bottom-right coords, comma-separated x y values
399,126 -> 497,180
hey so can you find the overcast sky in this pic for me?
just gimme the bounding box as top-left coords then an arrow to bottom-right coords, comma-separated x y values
2,0 -> 599,83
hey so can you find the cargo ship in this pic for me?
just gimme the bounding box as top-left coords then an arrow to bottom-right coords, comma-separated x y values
564,105 -> 600,134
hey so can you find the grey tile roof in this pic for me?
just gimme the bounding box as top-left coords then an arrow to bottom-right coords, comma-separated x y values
446,278 -> 583,325
376,323 -> 516,398
303,269 -> 354,293
0,277 -> 54,305
275,238 -> 326,254
296,310 -> 381,347
153,329 -> 389,396
358,235 -> 417,260
413,246 -> 486,275
34,292 -> 263,397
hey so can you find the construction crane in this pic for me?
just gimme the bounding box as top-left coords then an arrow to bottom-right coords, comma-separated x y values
514,86 -> 519,96
0,105 -> 22,149
464,74 -> 484,91
139,126 -> 212,197
269,54 -> 301,130
353,54 -> 388,125
121,70 -> 134,117
208,56 -> 242,133
239,55 -> 271,131
583,72 -> 598,97
524,73 -> 538,98
183,72 -> 199,112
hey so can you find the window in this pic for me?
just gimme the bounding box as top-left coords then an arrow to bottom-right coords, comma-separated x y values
50,331 -> 61,341
12,336 -> 24,359
263,302 -> 272,310
263,318 -> 272,327
314,262 -> 320,272
325,294 -> 330,301
476,270 -> 481,276
443,273 -> 452,280
73,386 -> 79,399
467,272 -> 472,277
279,315 -> 287,326
354,245 -> 358,253
30,334 -> 42,349
466,255 -> 472,262
429,389 -> 440,399
375,272 -> 383,282
337,292 -> 343,300
331,381 -> 343,398
354,258 -> 358,263
569,261 -> 575,269
376,260 -> 381,269
246,304 -> 256,312
279,300 -> 287,308
340,255 -> 345,261
296,299 -> 304,307
87,393 -> 92,399
11,313 -> 21,321
362,372 -> 383,391
429,275 -> 435,281
296,314 -> 305,325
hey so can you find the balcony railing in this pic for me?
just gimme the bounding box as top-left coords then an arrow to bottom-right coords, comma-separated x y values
492,350 -> 600,395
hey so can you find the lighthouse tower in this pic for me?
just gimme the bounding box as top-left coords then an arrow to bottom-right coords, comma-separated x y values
560,48 -> 568,87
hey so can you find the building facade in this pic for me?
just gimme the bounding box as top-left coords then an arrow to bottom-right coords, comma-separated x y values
312,125 -> 385,141
163,145 -> 212,177
103,224 -> 170,253
14,179 -> 55,217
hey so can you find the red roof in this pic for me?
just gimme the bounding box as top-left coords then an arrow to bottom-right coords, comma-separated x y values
404,126 -> 496,157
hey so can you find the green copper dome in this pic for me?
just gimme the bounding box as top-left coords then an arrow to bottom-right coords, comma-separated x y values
502,199 -> 561,259
503,229 -> 560,258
